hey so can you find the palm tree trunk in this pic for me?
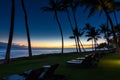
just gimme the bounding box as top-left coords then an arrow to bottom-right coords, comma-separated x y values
75,37 -> 79,53
5,0 -> 15,63
106,17 -> 110,49
54,11 -> 64,54
72,9 -> 78,28
72,9 -> 81,53
94,38 -> 96,51
79,40 -> 86,52
113,11 -> 119,25
66,8 -> 74,30
65,8 -> 78,52
21,0 -> 32,57
92,39 -> 94,51
77,36 -> 81,52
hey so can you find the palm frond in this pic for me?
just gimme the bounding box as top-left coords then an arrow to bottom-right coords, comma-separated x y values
87,38 -> 92,41
41,7 -> 53,11
69,36 -> 75,39
87,7 -> 97,18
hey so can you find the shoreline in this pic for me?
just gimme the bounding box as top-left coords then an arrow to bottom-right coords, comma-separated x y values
0,49 -> 111,64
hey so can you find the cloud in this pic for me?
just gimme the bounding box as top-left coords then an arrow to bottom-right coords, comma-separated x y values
0,42 -> 26,49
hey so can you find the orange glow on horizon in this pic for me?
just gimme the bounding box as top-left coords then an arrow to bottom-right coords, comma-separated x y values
16,41 -> 92,48
11,38 -> 105,49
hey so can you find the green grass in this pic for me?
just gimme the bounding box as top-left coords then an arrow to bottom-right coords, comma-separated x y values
0,53 -> 120,80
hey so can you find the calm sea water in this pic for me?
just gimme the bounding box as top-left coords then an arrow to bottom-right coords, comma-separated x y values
0,48 -> 93,59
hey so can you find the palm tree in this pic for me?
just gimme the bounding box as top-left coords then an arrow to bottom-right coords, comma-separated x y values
73,27 -> 86,52
70,0 -> 81,53
80,0 -> 118,51
69,35 -> 79,53
5,0 -> 15,63
106,0 -> 120,25
99,24 -> 112,48
69,27 -> 86,52
21,0 -> 32,57
85,23 -> 101,51
61,0 -> 78,53
61,0 -> 74,30
98,0 -> 119,51
42,0 -> 64,54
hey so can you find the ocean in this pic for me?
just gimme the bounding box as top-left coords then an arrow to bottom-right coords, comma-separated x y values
0,48 -> 93,59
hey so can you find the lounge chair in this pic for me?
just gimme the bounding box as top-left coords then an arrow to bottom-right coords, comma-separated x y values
2,68 -> 44,80
2,64 -> 65,80
25,68 -> 44,80
39,64 -> 59,80
66,59 -> 83,64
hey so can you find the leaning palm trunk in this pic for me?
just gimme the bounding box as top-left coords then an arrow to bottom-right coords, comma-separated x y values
54,11 -> 64,54
5,0 -> 15,63
79,40 -> 86,52
22,0 -> 32,57
77,36 -> 81,52
106,17 -> 110,49
65,8 -> 74,30
72,9 -> 81,53
94,38 -> 97,52
92,39 -> 94,51
113,11 -> 119,25
65,8 -> 78,53
98,0 -> 118,52
75,37 -> 79,53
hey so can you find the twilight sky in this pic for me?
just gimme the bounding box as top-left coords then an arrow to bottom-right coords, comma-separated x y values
0,0 -> 120,48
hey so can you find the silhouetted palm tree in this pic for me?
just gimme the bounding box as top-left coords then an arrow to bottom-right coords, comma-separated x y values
98,0 -> 119,51
5,0 -> 15,63
61,0 -> 78,52
21,0 -> 32,57
99,24 -> 112,49
42,0 -> 64,54
69,27 -> 85,52
106,0 -> 120,25
70,0 -> 81,52
80,0 -> 118,51
85,23 -> 101,51
78,28 -> 86,52
61,0 -> 74,30
69,35 -> 79,52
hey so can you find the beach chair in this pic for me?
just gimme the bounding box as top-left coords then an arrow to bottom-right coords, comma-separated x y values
2,68 -> 44,80
81,55 -> 93,66
25,67 -> 44,80
66,59 -> 83,64
39,64 -> 66,80
39,64 -> 59,80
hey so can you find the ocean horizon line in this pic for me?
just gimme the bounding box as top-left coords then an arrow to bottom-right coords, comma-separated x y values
0,48 -> 95,60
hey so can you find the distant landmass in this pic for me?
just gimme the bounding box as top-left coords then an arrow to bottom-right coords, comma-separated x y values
0,42 -> 27,49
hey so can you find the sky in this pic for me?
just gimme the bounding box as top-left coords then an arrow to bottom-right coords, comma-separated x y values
0,0 -> 120,48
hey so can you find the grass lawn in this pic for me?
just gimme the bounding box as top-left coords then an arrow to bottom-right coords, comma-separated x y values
0,52 -> 120,80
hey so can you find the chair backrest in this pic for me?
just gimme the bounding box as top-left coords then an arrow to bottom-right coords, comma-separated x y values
25,67 -> 44,80
44,64 -> 59,78
82,56 -> 92,65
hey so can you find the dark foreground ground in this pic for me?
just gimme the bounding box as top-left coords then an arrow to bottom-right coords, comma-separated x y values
0,51 -> 120,80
